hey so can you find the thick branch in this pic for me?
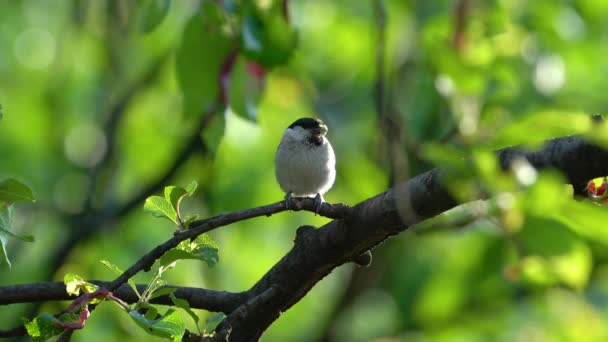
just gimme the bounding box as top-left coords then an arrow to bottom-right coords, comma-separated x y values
216,136 -> 608,341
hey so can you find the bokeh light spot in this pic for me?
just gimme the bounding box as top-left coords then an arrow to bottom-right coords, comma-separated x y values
14,28 -> 56,70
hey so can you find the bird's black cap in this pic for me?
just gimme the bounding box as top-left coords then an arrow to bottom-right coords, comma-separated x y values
288,117 -> 324,129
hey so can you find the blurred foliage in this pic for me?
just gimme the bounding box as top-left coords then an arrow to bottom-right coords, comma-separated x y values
2,0 -> 608,341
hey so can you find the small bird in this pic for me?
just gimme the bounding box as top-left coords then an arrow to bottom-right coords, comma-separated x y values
274,117 -> 336,212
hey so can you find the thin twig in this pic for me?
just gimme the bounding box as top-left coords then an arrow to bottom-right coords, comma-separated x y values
107,198 -> 350,291
0,282 -> 246,313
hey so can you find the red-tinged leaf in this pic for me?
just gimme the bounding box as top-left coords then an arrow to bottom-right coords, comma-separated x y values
246,61 -> 265,79
219,49 -> 240,105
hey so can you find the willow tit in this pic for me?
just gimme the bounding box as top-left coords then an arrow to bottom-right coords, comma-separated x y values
275,117 -> 336,212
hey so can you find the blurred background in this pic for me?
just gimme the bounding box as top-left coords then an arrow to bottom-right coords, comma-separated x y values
2,0 -> 608,341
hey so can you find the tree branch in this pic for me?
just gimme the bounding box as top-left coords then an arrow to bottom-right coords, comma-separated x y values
214,136 -> 608,341
3,135 -> 608,341
0,282 -> 246,314
107,198 -> 350,292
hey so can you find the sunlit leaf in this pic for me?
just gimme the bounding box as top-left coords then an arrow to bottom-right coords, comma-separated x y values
517,216 -> 592,290
483,111 -> 591,149
144,196 -> 178,225
164,181 -> 198,211
0,178 -> 35,203
64,273 -> 98,296
164,185 -> 186,211
554,200 -> 608,245
140,0 -> 171,33
176,2 -> 233,117
25,313 -> 66,342
130,308 -> 185,342
159,234 -> 219,268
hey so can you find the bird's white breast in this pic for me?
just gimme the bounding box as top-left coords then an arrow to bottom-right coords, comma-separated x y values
274,131 -> 336,197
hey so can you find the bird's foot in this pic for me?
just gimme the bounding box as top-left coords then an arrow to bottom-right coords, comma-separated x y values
313,193 -> 324,215
284,191 -> 293,209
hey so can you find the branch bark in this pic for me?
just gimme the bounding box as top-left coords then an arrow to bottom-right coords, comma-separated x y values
2,136 -> 607,341
0,282 -> 245,314
214,136 -> 608,341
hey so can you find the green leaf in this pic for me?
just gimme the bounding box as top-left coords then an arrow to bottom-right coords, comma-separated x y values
0,178 -> 35,203
201,112 -> 226,157
100,260 -> 140,298
204,312 -> 225,334
164,186 -> 187,211
149,287 -> 178,300
228,57 -> 265,122
159,234 -> 219,268
176,3 -> 233,117
517,216 -> 592,290
170,294 -> 200,332
483,111 -> 591,149
25,313 -> 66,342
144,196 -> 178,225
130,308 -> 185,342
0,203 -> 34,268
64,273 -> 98,296
139,0 -> 171,33
185,181 -> 198,196
239,3 -> 297,68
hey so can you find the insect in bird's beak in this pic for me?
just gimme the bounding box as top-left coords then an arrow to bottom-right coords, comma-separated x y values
313,124 -> 328,136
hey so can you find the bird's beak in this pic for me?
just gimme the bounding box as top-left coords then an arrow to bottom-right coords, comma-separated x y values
314,124 -> 328,136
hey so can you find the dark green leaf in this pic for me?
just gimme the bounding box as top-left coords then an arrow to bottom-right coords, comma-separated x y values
183,215 -> 199,227
204,312 -> 225,334
130,308 -> 185,341
239,3 -> 296,68
176,3 -> 233,117
201,113 -> 226,157
144,196 -> 178,225
170,294 -> 200,331
140,0 -> 171,33
149,287 -> 178,300
0,178 -> 35,203
143,304 -> 159,320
